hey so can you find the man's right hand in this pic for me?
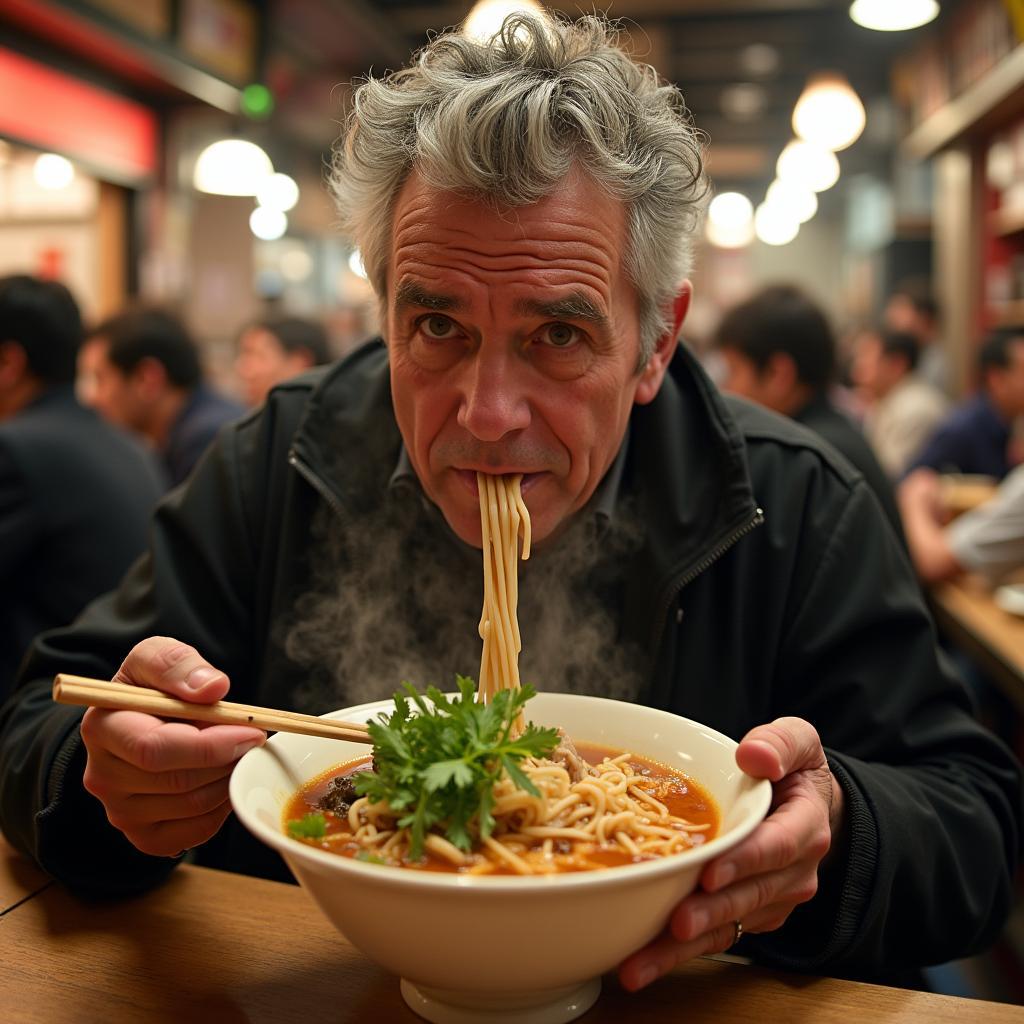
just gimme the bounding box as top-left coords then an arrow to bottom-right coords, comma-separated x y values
80,637 -> 266,857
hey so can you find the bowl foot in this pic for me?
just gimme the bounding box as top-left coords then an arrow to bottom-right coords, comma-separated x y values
400,976 -> 601,1024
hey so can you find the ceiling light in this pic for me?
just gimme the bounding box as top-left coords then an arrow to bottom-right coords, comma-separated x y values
754,203 -> 799,246
849,0 -> 939,31
738,43 -> 779,77
250,206 -> 287,241
776,140 -> 840,193
463,0 -> 546,41
194,139 -> 273,196
765,180 -> 818,223
256,172 -> 299,212
34,153 -> 74,190
793,72 -> 866,151
706,191 -> 754,247
348,250 -> 368,279
720,83 -> 767,122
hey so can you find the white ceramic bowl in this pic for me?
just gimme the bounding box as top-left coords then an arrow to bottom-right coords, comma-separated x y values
230,693 -> 772,1024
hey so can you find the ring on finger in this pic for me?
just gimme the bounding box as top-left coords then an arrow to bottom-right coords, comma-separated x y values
731,920 -> 743,947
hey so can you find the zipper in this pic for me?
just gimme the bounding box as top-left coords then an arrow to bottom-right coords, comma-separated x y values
649,506 -> 765,648
288,449 -> 345,518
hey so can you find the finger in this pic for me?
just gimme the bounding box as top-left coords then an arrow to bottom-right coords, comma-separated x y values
82,709 -> 265,772
700,780 -> 831,892
85,745 -> 236,796
113,637 -> 230,703
670,860 -> 818,943
618,919 -> 740,991
735,717 -> 826,781
125,799 -> 235,859
108,777 -> 232,830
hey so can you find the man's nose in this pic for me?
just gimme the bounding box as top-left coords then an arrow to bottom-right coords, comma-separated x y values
456,350 -> 531,442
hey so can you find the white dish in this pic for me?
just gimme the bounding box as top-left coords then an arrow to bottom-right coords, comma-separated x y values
230,692 -> 772,1024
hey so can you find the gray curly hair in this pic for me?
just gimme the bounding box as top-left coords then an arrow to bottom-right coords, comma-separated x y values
329,13 -> 707,365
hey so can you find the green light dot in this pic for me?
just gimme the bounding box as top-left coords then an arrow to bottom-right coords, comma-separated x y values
242,83 -> 274,119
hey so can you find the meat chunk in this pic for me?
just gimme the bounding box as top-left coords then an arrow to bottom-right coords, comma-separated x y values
548,729 -> 595,783
317,769 -> 372,818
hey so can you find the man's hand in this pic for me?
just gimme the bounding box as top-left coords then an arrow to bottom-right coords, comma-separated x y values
80,637 -> 266,858
618,716 -> 842,991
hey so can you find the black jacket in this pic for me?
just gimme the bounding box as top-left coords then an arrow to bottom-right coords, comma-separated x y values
794,393 -> 904,544
0,342 -> 1019,981
0,386 -> 165,694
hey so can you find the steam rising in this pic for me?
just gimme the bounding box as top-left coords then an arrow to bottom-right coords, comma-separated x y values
282,485 -> 647,711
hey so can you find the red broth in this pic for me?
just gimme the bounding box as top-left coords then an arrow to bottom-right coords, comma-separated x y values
283,743 -> 719,874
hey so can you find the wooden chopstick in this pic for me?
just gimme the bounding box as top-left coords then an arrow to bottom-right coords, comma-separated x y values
52,674 -> 374,745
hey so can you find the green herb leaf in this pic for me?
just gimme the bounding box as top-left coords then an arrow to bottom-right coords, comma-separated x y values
423,759 -> 475,791
287,811 -> 327,839
355,850 -> 386,865
353,680 -> 558,860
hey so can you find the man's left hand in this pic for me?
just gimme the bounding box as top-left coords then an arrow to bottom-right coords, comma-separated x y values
618,716 -> 842,991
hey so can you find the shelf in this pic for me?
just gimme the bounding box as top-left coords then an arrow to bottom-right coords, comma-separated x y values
990,207 -> 1024,236
991,301 -> 1024,327
902,45 -> 1024,159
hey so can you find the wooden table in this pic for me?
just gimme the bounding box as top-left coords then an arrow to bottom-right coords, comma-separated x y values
931,574 -> 1024,710
3,835 -> 1022,1023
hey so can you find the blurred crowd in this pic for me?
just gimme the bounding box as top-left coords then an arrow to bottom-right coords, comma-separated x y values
0,273 -> 334,697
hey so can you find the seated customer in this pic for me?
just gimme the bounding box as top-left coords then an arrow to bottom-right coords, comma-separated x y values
234,315 -> 332,407
0,275 -> 164,696
0,14 -> 1019,997
78,309 -> 244,487
883,279 -> 948,394
716,284 -> 903,539
904,329 -> 1024,481
851,329 -> 948,480
900,463 -> 1024,585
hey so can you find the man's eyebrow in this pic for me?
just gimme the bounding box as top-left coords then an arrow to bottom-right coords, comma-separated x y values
394,281 -> 466,313
514,294 -> 610,330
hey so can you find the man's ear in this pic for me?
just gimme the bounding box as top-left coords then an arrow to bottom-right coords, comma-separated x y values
635,282 -> 692,406
765,351 -> 797,394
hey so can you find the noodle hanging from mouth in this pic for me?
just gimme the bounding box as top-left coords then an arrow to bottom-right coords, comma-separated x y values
476,473 -> 531,723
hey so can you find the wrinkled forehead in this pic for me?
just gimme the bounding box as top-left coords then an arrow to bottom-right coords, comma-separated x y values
391,168 -> 625,250
386,169 -> 628,307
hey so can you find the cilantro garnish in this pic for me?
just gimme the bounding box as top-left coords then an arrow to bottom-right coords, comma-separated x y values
355,676 -> 559,860
287,811 -> 327,839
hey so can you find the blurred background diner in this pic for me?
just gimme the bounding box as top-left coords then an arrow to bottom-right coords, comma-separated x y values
1,0 -> 1023,1007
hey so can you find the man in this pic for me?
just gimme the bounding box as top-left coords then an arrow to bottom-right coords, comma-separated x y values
850,328 -> 948,479
78,309 -> 243,486
904,329 -> 1024,481
0,15 -> 1019,995
234,315 -> 331,407
716,284 -> 903,541
901,462 -> 1024,584
884,280 -> 948,394
0,275 -> 164,696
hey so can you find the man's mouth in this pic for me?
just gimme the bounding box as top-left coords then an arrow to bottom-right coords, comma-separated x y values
454,469 -> 543,497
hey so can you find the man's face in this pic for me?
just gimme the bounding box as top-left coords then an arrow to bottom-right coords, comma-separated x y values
77,337 -> 143,430
386,170 -> 671,548
235,327 -> 310,407
990,338 -> 1024,418
850,332 -> 885,399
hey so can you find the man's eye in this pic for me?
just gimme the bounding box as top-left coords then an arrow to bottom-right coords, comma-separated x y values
539,323 -> 579,348
420,315 -> 457,339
